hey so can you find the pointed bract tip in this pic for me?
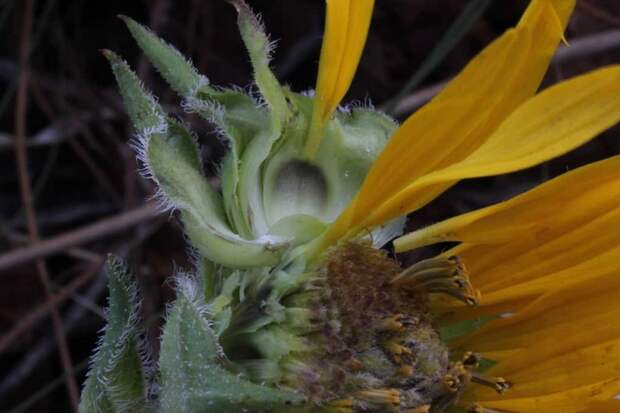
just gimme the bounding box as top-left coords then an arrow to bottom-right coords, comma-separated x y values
100,48 -> 117,61
117,14 -> 142,31
117,14 -> 131,23
225,0 -> 247,13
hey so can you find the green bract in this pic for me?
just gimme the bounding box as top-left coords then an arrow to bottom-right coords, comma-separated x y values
113,7 -> 396,268
82,3 -> 404,413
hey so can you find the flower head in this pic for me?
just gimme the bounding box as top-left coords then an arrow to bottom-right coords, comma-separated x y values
83,1 -> 620,412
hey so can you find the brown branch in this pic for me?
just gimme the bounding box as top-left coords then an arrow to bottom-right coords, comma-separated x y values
0,203 -> 158,272
0,259 -> 104,354
13,0 -> 80,409
391,29 -> 620,117
0,211 -> 165,399
578,1 -> 620,28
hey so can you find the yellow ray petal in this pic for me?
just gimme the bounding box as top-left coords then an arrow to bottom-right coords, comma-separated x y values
478,262 -> 618,309
451,210 -> 620,291
440,248 -> 620,324
577,401 -> 620,413
437,297 -> 530,325
393,162 -> 620,317
412,158 -> 620,324
388,66 -> 620,248
395,137 -> 620,253
462,279 -> 620,353
304,0 -> 375,158
483,338 -> 620,398
483,242 -> 620,298
435,191 -> 620,295
480,349 -> 521,362
469,379 -> 620,413
472,213 -> 620,294
320,0 -> 575,246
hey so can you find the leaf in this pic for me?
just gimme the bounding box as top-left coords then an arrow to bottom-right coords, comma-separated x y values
159,280 -> 305,413
79,256 -> 147,413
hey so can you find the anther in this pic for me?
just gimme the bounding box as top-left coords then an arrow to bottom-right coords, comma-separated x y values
396,364 -> 414,379
467,405 -> 484,413
346,357 -> 364,373
462,351 -> 481,369
328,408 -> 352,413
384,341 -> 414,364
442,373 -> 461,393
442,361 -> 471,393
404,405 -> 431,413
384,341 -> 413,357
356,388 -> 401,407
378,313 -> 408,332
472,373 -> 511,394
329,398 -> 354,408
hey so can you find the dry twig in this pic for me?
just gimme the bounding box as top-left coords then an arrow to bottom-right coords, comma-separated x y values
13,1 -> 80,408
578,1 -> 620,28
0,202 -> 158,272
391,29 -> 620,117
0,259 -> 105,355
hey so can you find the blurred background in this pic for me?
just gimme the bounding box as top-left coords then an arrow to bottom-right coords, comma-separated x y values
0,0 -> 619,411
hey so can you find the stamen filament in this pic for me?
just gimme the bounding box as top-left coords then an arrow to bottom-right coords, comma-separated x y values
356,388 -> 401,407
390,256 -> 460,285
377,313 -> 416,332
384,341 -> 412,355
396,364 -> 414,379
329,398 -> 354,408
404,405 -> 431,413
431,286 -> 481,306
391,255 -> 480,306
472,372 -> 511,394
462,351 -> 481,369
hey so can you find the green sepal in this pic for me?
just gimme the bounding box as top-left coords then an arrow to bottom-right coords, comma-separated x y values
159,279 -> 305,412
120,15 -> 205,97
79,256 -> 147,413
104,50 -> 290,268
